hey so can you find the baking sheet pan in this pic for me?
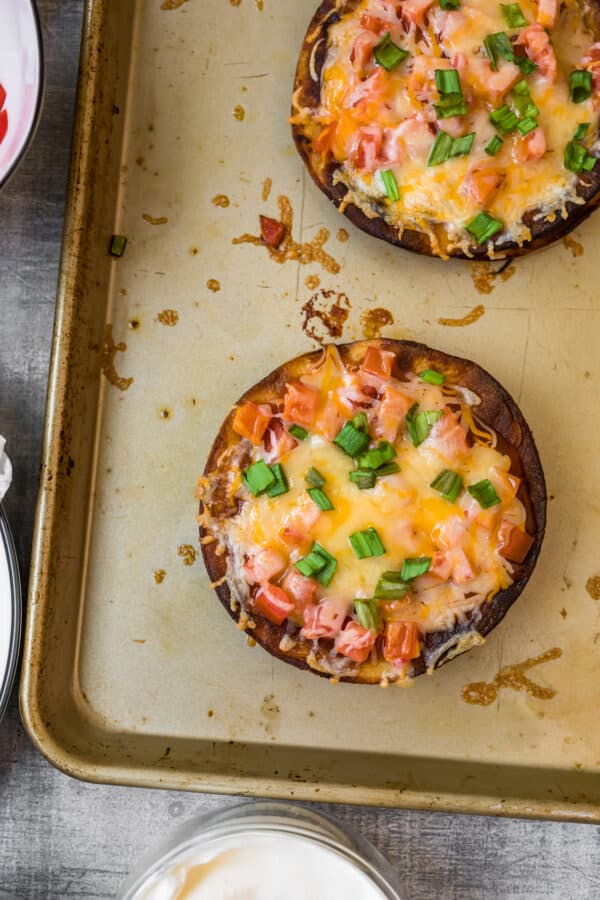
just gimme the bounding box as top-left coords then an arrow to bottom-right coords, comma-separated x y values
19,0 -> 600,820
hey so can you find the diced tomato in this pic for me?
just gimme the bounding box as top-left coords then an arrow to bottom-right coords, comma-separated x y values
253,583 -> 294,626
429,550 -> 452,581
395,114 -> 435,162
384,621 -> 421,662
374,384 -> 412,441
536,0 -> 557,29
346,69 -> 387,113
582,44 -> 600,99
336,372 -> 378,414
514,25 -> 557,82
0,109 -> 7,145
280,495 -> 321,547
490,466 -> 521,502
468,57 -> 521,102
400,0 -> 435,27
427,408 -> 469,459
301,598 -> 347,639
498,519 -> 534,563
260,215 -> 286,249
381,127 -> 405,166
336,621 -> 377,663
232,401 -> 271,445
314,121 -> 338,156
280,568 -> 318,618
316,398 -> 345,441
243,548 -> 287,585
432,514 -> 467,551
513,127 -> 546,164
350,30 -> 380,71
361,346 -> 395,380
349,123 -> 384,173
450,548 -> 474,584
360,13 -> 389,33
283,381 -> 319,427
461,165 -> 505,206
262,417 -> 297,461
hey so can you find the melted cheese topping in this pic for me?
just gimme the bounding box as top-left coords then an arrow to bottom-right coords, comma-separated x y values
208,346 -> 530,682
309,0 -> 598,252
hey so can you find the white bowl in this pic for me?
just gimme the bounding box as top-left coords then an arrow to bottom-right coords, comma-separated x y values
0,506 -> 21,721
0,0 -> 43,188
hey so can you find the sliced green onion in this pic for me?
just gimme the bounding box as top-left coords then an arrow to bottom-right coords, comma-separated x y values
381,169 -> 401,201
356,441 -> 396,470
466,212 -> 503,245
574,122 -> 591,141
435,69 -> 462,94
583,153 -> 597,171
349,469 -> 377,490
484,32 -> 514,71
434,94 -> 469,119
485,134 -> 504,156
512,80 -> 539,118
354,599 -> 381,631
500,3 -> 527,27
295,548 -> 328,578
468,478 -> 501,509
514,55 -> 537,75
351,411 -> 369,433
431,468 -> 463,503
427,130 -> 474,166
564,136 -> 596,174
489,104 -> 518,133
243,459 -> 275,496
375,462 -> 400,477
307,487 -> 334,511
305,467 -> 325,488
406,404 -> 443,447
289,424 -> 309,441
266,463 -> 289,498
516,116 -> 538,136
374,571 -> 410,600
110,234 -> 127,257
512,79 -> 529,96
401,556 -> 432,581
570,70 -> 592,104
312,542 -> 337,586
334,421 -> 370,458
419,368 -> 446,385
349,527 -> 386,559
373,32 -> 409,71
440,0 -> 460,9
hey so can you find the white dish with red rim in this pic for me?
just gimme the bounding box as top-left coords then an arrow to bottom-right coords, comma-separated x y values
0,0 -> 43,188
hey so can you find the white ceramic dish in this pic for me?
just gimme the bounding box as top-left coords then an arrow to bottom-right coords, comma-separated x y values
0,0 -> 43,188
0,506 -> 21,720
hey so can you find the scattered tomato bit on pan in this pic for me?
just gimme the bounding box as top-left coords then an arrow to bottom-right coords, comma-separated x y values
260,215 -> 286,249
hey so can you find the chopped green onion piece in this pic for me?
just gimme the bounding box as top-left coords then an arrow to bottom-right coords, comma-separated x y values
307,487 -> 334,511
289,424 -> 309,441
440,0 -> 460,9
354,599 -> 381,631
430,468 -> 463,503
406,404 -> 443,447
500,3 -> 527,27
427,130 -> 474,165
373,32 -> 409,71
349,469 -> 377,490
485,134 -> 504,156
516,116 -> 538,136
334,422 -> 370,458
305,467 -> 325,488
570,70 -> 592,104
374,571 -> 411,600
401,556 -> 432,581
466,212 -> 503,245
564,135 -> 596,173
375,462 -> 400,477
489,104 -> 518,133
434,94 -> 469,119
351,411 -> 369,433
468,478 -> 501,509
243,459 -> 275,496
349,527 -> 386,559
419,368 -> 446,385
312,542 -> 337,586
295,549 -> 328,578
574,122 -> 591,141
484,32 -> 514,71
435,69 -> 462,95
512,80 -> 539,118
583,153 -> 597,171
110,234 -> 127,257
356,441 -> 396,470
512,78 -> 529,96
381,169 -> 401,201
514,55 -> 537,75
266,463 -> 289,498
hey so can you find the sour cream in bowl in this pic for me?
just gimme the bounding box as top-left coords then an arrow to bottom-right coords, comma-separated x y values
0,0 -> 43,188
121,803 -> 403,900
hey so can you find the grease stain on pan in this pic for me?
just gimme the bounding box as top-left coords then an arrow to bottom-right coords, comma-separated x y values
470,262 -> 516,295
177,544 -> 197,566
563,234 -> 584,257
438,304 -> 486,328
161,0 -> 187,8
301,289 -> 350,343
100,325 -> 133,391
233,105 -> 246,121
157,309 -> 179,326
337,228 -> 349,242
461,647 -> 563,706
360,307 -> 394,339
232,195 -> 340,274
586,575 -> 600,600
211,194 -> 230,208
142,213 -> 168,225
153,569 -> 166,584
207,278 -> 221,292
305,274 -> 320,290
262,177 -> 272,202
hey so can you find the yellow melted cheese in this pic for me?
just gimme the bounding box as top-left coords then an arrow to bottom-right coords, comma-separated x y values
315,0 -> 598,249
